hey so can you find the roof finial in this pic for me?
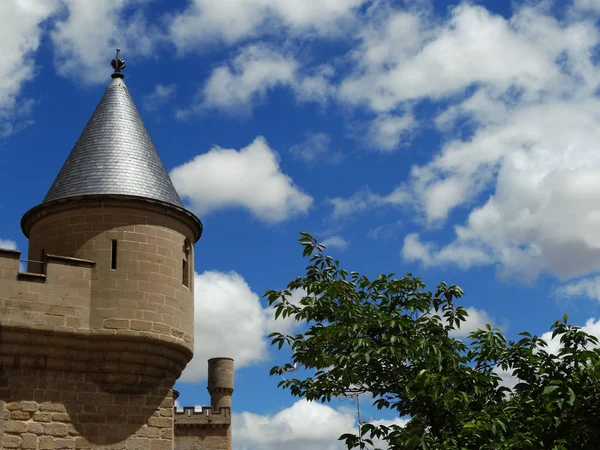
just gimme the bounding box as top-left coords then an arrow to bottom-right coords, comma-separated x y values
110,48 -> 126,79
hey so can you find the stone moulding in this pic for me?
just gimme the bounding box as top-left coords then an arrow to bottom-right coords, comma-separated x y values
0,325 -> 192,394
20,194 -> 203,243
45,254 -> 96,267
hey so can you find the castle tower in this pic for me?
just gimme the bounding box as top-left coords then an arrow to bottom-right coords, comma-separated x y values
173,359 -> 234,450
0,51 -> 213,449
207,358 -> 234,449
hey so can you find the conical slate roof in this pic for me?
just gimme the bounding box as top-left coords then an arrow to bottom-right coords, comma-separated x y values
43,75 -> 183,207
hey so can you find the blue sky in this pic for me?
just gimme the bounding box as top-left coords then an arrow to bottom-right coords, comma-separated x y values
4,0 -> 600,448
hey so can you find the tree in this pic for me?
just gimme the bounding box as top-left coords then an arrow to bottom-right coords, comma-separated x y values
266,233 -> 600,450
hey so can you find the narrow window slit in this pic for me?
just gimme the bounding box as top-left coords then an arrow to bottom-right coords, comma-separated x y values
183,239 -> 191,288
182,259 -> 189,287
111,240 -> 117,269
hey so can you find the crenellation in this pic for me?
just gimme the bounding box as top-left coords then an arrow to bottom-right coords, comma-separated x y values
175,406 -> 231,419
173,407 -> 231,433
17,272 -> 47,282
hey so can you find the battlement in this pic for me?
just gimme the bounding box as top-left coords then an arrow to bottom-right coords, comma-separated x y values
0,247 -> 94,331
174,406 -> 232,428
0,247 -> 96,278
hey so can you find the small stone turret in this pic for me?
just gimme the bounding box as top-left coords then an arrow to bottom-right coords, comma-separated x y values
173,358 -> 234,450
207,357 -> 234,410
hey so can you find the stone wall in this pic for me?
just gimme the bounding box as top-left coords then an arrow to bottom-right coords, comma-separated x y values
174,426 -> 229,450
0,367 -> 175,449
174,407 -> 230,450
0,249 -> 93,332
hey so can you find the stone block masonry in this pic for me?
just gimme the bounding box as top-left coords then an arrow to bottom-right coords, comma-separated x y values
21,199 -> 199,355
174,426 -> 229,450
0,368 -> 175,449
174,407 -> 231,450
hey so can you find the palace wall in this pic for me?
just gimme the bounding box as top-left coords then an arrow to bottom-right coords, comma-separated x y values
174,407 -> 230,450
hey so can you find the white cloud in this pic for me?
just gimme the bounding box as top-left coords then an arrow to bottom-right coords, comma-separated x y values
450,307 -> 495,338
0,239 -> 17,250
401,97 -> 600,279
493,318 -> 600,394
540,318 -> 600,355
401,233 -> 433,264
51,0 -> 156,84
339,5 -> 575,113
171,137 -> 312,222
366,113 -> 416,151
402,233 -> 492,270
327,187 -> 409,220
180,271 -> 268,382
169,0 -> 367,50
493,367 -> 519,394
234,400 -> 354,450
291,64 -> 336,105
234,399 -> 407,450
196,44 -> 298,114
574,0 -> 600,12
142,83 -> 176,111
435,87 -> 509,132
181,270 -> 299,383
350,4 -> 600,215
322,236 -> 349,251
0,0 -> 61,136
327,3 -> 600,227
426,305 -> 497,338
327,190 -> 378,219
555,276 -> 600,302
290,133 -> 342,164
180,45 -> 334,115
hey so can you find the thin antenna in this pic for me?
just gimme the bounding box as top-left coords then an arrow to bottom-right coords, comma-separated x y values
338,392 -> 364,447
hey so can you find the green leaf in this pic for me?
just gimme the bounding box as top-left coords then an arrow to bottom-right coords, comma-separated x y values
543,385 -> 559,396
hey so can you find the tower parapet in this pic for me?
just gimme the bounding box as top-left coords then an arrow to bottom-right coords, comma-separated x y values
174,406 -> 231,427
